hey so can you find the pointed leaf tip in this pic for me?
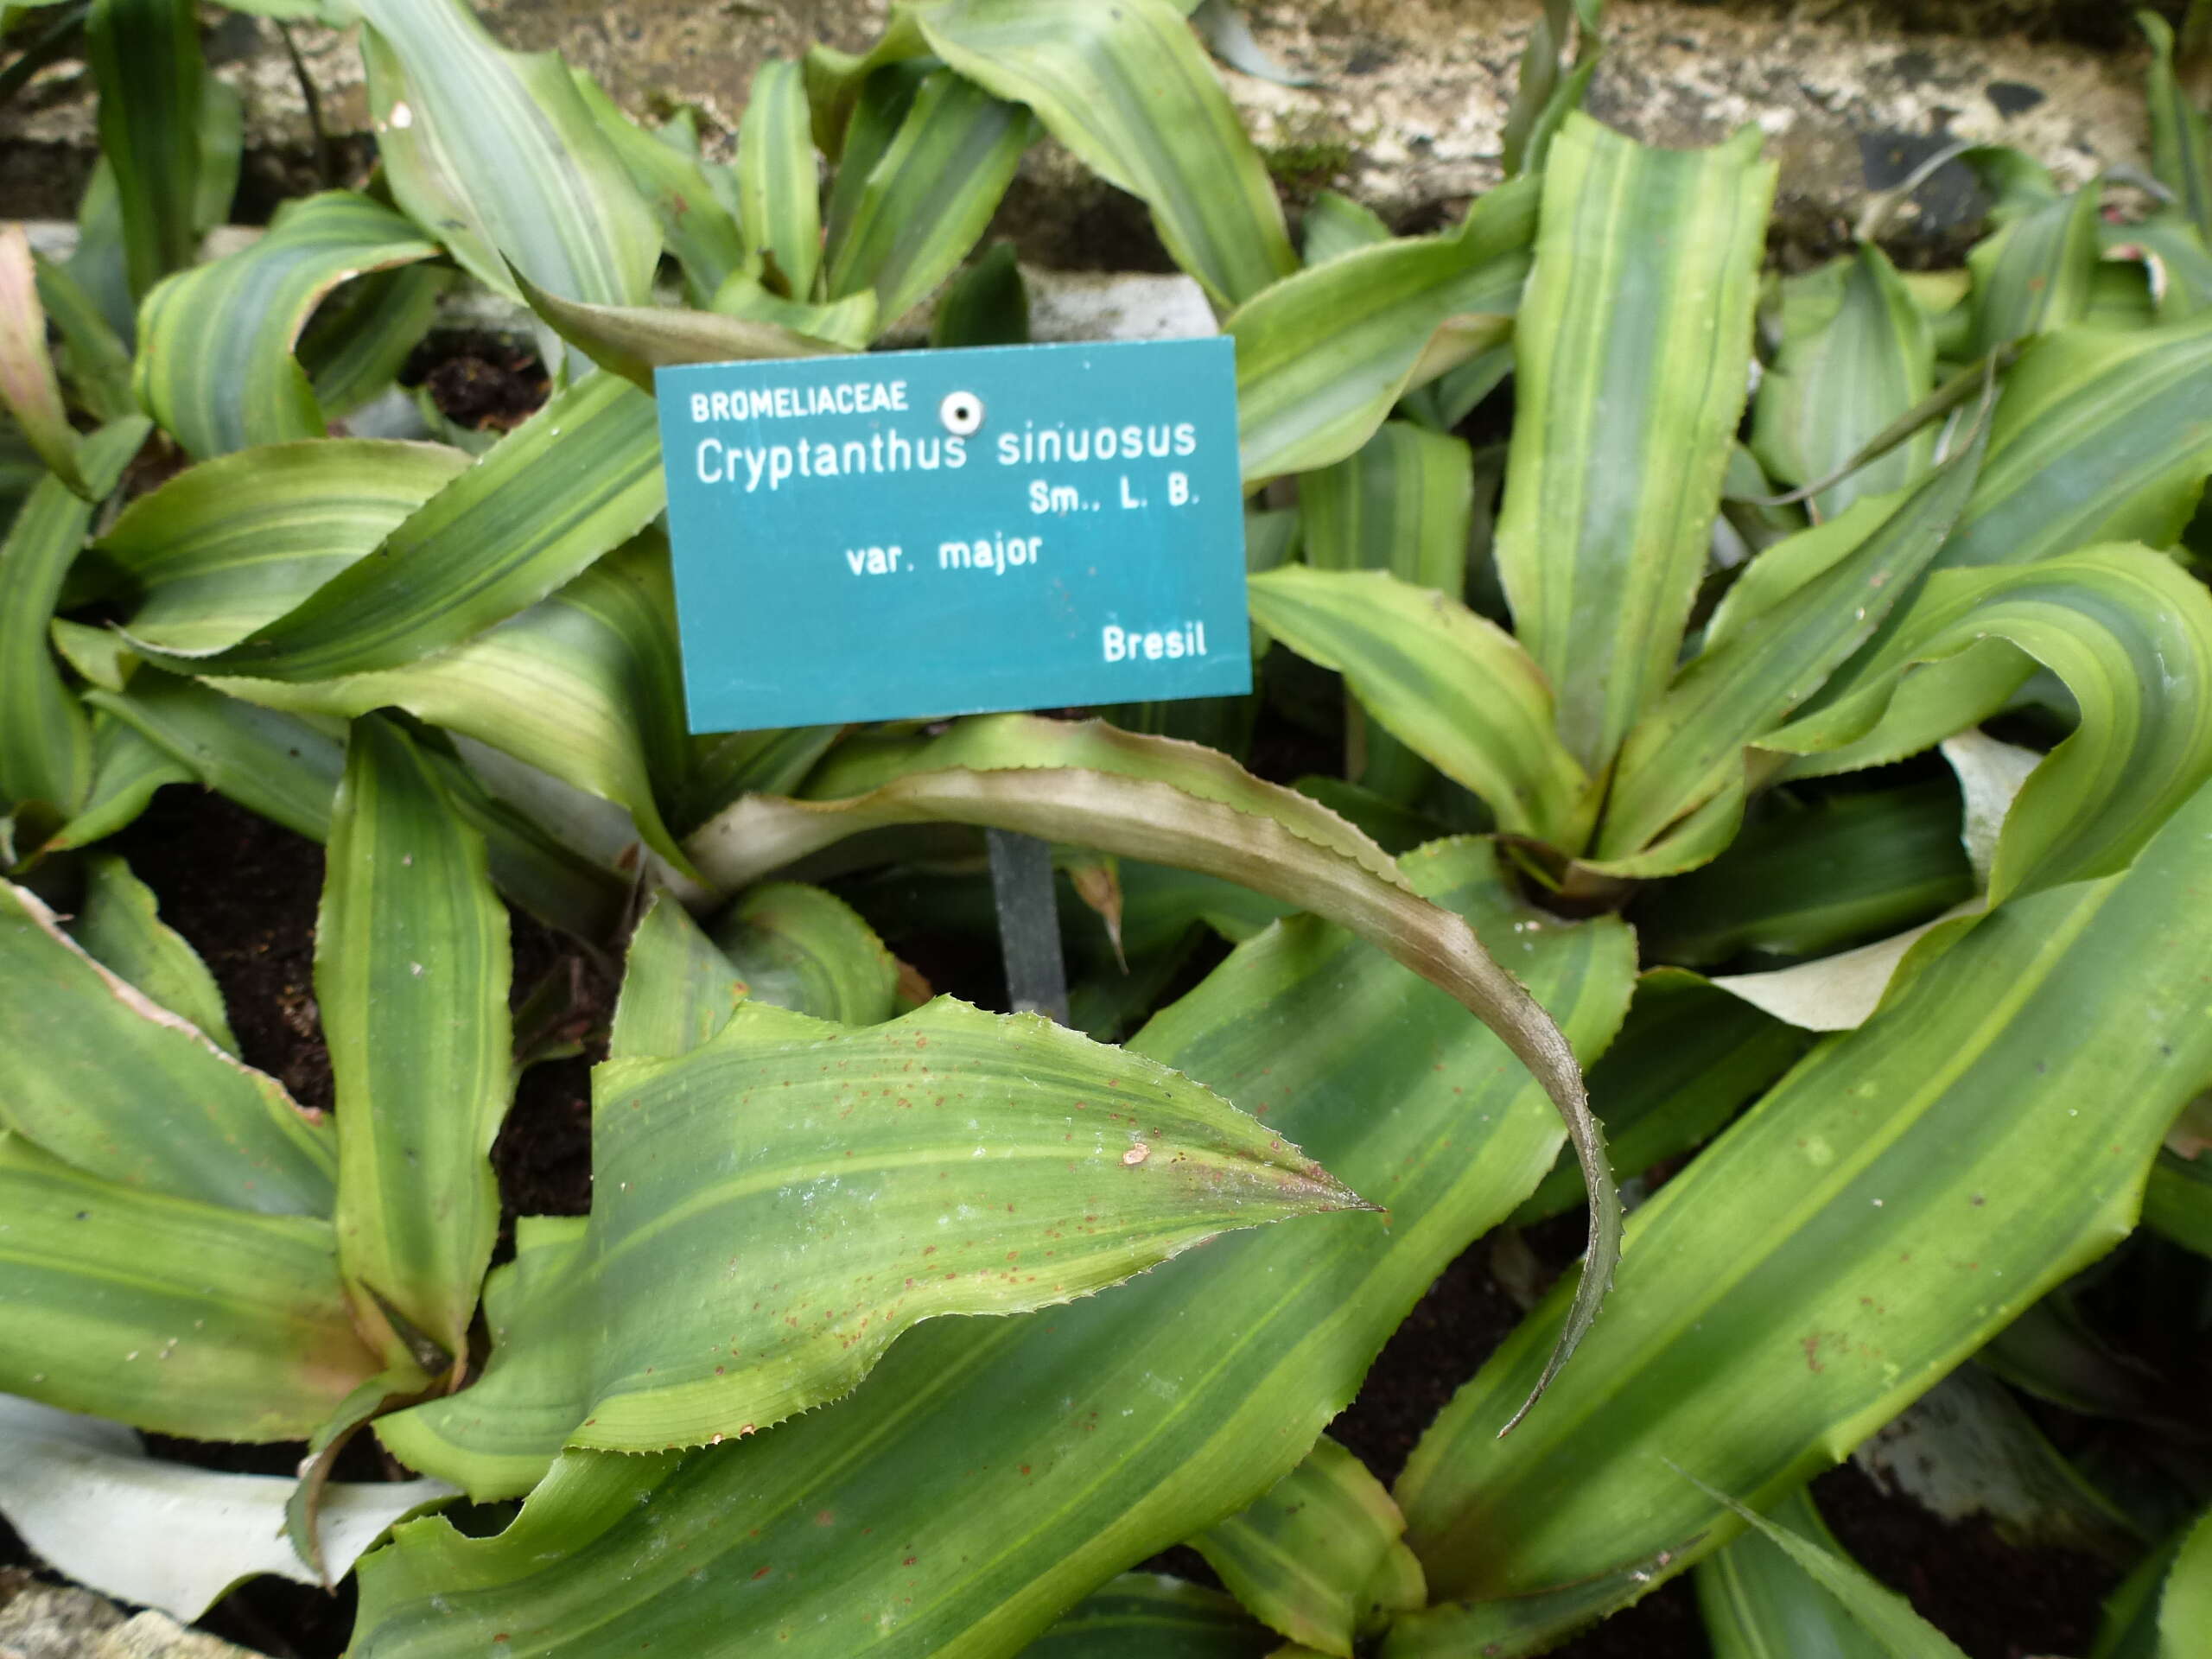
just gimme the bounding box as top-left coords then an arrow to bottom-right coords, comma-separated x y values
378,993 -> 1366,1495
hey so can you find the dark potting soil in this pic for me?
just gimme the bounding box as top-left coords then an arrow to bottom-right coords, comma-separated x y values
105,787 -> 612,1229
12,785 -> 2122,1656
1814,1461 -> 2116,1659
397,330 -> 550,434
106,785 -> 339,1109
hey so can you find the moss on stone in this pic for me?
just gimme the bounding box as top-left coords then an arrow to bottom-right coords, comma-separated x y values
1261,114 -> 1357,193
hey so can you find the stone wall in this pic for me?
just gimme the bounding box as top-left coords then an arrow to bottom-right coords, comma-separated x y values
0,0 -> 2171,265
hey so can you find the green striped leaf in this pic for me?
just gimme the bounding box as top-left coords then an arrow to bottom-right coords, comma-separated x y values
1629,782 -> 1974,970
426,755 -> 642,947
0,878 -> 334,1213
1191,1436 -> 1420,1656
799,13 -> 932,155
1495,114 -> 1773,772
931,240 -> 1030,348
320,715 -> 513,1373
1764,545 -> 2212,905
1964,152 -> 2101,355
348,839 -> 1633,1658
769,715 -> 1422,861
86,672 -> 629,943
2086,259 -> 2158,330
709,267 -> 878,351
1402,344 -> 1514,437
1596,419 -> 1986,865
195,71 -> 243,235
514,268 -> 842,393
1752,245 -> 1934,520
143,372 -> 664,682
309,267 -> 454,420
909,0 -> 1294,309
88,671 -> 346,844
1702,914 -> 1982,1036
135,194 -> 441,461
573,72 -> 746,305
1395,773 -> 2212,1611
821,59 -> 931,236
736,60 -> 824,300
102,439 -> 472,654
1231,179 -> 1536,483
674,723 -> 843,835
1973,1289 -> 2164,1423
47,620 -> 135,696
1302,190 -> 1390,265
85,0 -> 201,299
1302,421 -> 1471,591
0,419 -> 149,818
1023,1575 -> 1280,1658
2161,1506 -> 2212,1652
1511,968 -> 1810,1227
1379,1549 -> 1682,1656
378,993 -> 1366,1491
0,430 -> 49,540
66,851 -> 237,1052
822,67 -> 1035,326
356,0 -> 658,308
685,714 -> 1616,1413
1696,1485 -> 1899,1658
1298,422 -> 1478,804
2093,1522 -> 2185,1659
1691,1478 -> 1965,1657
65,159 -> 134,347
1940,316 -> 2212,573
0,225 -> 87,496
2144,1146 -> 2212,1260
1245,567 -> 1590,844
709,880 -> 899,1025
0,1131 -> 378,1442
407,915 -> 726,1476
1506,2 -> 1602,179
207,533 -> 695,877
607,893 -> 748,1062
1769,649 -> 2029,792
33,250 -> 135,425
1766,315 -> 2212,780
41,711 -> 194,855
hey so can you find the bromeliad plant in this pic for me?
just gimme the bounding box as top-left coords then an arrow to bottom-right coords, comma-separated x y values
0,707 -> 1376,1570
3,0 -> 2212,1651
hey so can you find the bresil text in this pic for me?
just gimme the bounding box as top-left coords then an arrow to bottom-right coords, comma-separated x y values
1103,622 -> 1207,663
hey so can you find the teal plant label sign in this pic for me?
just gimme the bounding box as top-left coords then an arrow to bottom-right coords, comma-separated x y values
655,338 -> 1251,732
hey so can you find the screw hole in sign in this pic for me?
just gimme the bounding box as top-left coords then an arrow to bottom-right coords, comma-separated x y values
940,391 -> 984,435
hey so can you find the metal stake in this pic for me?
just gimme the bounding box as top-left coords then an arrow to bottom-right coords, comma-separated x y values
985,828 -> 1070,1025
